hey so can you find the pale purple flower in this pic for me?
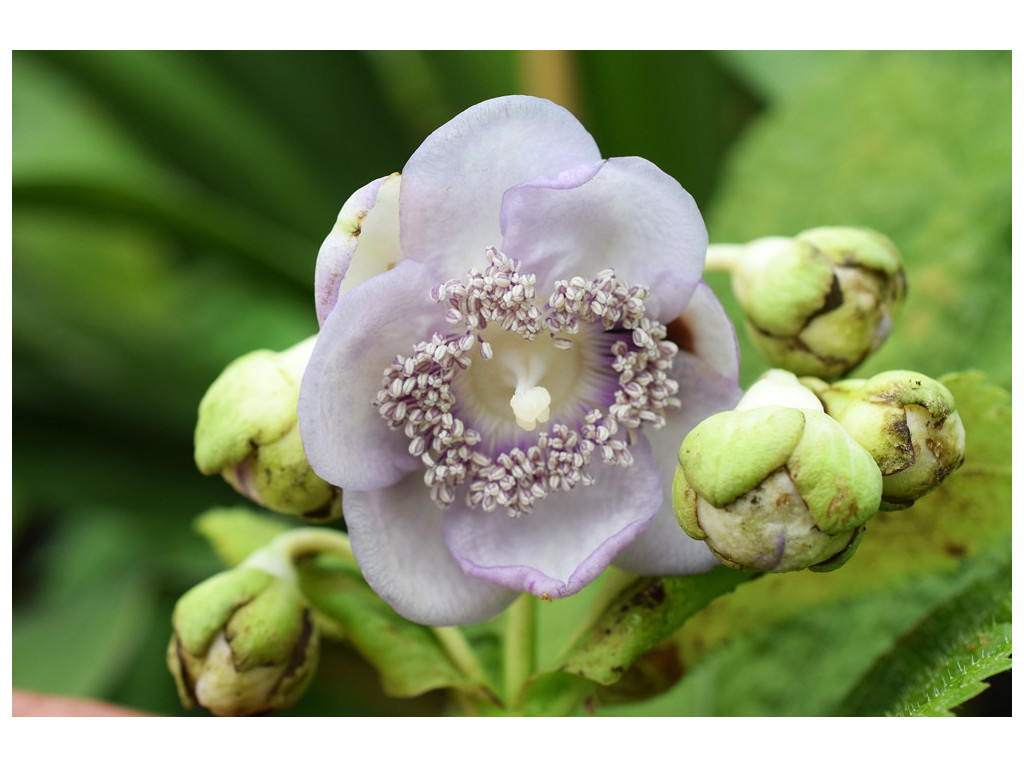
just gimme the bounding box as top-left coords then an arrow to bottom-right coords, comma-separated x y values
298,96 -> 741,626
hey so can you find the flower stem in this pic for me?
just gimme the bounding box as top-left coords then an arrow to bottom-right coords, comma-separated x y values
503,594 -> 536,711
432,626 -> 491,691
704,243 -> 746,273
274,527 -> 356,563
242,528 -> 357,586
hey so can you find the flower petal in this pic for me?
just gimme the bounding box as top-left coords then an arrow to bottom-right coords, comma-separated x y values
500,156 -> 708,320
314,173 -> 402,326
400,95 -> 601,277
614,350 -> 742,574
343,476 -> 518,626
299,259 -> 443,491
671,280 -> 741,382
443,440 -> 662,599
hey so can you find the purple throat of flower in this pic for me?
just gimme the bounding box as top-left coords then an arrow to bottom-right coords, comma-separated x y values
373,249 -> 681,517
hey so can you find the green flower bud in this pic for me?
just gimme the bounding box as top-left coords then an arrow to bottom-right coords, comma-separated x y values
809,370 -> 966,509
195,336 -> 340,522
167,557 -> 319,717
674,370 -> 882,572
729,227 -> 906,380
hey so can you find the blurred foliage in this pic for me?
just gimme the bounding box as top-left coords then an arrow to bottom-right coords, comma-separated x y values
12,51 -> 1009,716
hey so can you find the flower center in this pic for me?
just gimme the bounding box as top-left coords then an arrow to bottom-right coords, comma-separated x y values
373,249 -> 681,516
471,327 -> 562,430
453,323 -> 607,438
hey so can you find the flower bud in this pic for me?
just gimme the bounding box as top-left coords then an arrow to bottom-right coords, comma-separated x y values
673,370 -> 882,572
194,336 -> 340,522
167,562 -> 319,716
729,227 -> 906,380
807,370 -> 966,509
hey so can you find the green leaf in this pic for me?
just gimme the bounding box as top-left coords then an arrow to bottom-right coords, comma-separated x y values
13,54 -> 320,288
519,671 -> 594,717
13,576 -> 154,698
194,507 -> 292,568
838,563 -> 1011,717
559,567 -> 753,686
602,554 -> 1004,716
298,560 -> 475,699
716,51 -> 1010,105
708,53 -> 1011,389
713,51 -> 869,104
29,51 -> 332,236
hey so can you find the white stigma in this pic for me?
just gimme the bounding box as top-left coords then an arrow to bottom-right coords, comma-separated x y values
510,386 -> 552,431
497,340 -> 558,432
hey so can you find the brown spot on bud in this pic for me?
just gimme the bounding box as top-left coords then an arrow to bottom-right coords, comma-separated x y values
945,542 -> 967,558
808,273 -> 844,319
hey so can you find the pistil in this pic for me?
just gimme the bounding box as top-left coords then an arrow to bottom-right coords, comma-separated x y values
510,386 -> 552,431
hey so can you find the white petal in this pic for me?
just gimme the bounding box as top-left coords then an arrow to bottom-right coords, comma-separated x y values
314,173 -> 402,326
673,281 -> 741,382
299,259 -> 443,491
500,156 -> 707,320
343,476 -> 518,626
443,440 -> 662,599
400,96 -> 601,278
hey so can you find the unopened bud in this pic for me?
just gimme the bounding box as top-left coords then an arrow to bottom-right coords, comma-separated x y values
729,227 -> 906,380
167,557 -> 319,717
194,336 -> 340,522
808,370 -> 966,509
674,370 -> 881,572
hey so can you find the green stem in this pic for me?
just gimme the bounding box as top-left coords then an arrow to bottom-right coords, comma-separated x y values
503,594 -> 536,711
432,626 -> 491,691
704,243 -> 746,273
242,528 -> 356,586
274,527 -> 356,563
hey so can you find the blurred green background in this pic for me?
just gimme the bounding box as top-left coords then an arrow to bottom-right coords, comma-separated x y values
12,51 -> 1011,715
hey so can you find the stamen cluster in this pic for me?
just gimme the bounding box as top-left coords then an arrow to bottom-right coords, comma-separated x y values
374,250 -> 681,516
431,248 -> 544,341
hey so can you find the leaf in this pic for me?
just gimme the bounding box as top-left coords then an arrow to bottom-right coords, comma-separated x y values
598,553 -> 1006,716
559,567 -> 752,686
30,51 -> 331,236
12,503 -> 255,707
838,563 -> 1011,717
715,51 -> 1010,106
298,560 -> 474,699
13,575 -> 154,698
713,51 -> 869,103
519,671 -> 594,717
13,53 -> 320,287
194,507 -> 292,568
708,53 -> 1011,390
